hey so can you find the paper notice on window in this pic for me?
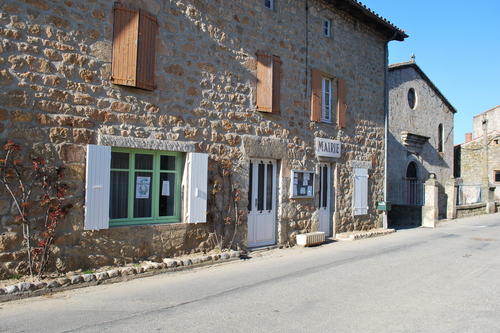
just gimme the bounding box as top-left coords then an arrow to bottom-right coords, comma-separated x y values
307,186 -> 313,196
136,176 -> 151,199
161,181 -> 170,196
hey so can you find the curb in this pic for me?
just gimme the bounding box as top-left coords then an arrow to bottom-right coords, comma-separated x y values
335,228 -> 396,241
0,251 -> 241,303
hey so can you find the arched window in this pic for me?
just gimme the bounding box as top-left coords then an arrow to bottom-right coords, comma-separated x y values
404,161 -> 422,205
406,161 -> 418,179
408,88 -> 417,109
438,124 -> 443,153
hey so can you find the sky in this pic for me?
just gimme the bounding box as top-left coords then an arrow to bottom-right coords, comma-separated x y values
358,0 -> 500,145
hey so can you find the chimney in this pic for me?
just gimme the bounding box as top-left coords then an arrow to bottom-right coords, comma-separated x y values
465,132 -> 472,143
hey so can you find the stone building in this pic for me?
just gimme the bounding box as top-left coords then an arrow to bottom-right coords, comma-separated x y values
455,105 -> 500,202
0,0 -> 406,278
387,58 -> 456,226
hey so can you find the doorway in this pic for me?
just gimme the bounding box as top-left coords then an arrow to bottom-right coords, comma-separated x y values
247,159 -> 277,247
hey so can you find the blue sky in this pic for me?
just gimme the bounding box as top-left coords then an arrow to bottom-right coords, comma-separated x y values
359,0 -> 500,145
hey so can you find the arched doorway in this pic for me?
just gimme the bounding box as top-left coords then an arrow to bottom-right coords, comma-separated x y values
405,161 -> 423,205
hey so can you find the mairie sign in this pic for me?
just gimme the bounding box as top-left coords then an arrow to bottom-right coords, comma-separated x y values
316,138 -> 341,158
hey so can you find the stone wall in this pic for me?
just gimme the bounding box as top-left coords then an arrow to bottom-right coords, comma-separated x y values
388,62 -> 455,217
472,106 -> 500,139
456,131 -> 500,201
0,0 -> 394,278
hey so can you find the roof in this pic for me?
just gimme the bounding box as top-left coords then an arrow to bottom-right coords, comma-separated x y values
389,59 -> 457,114
330,0 -> 408,41
472,105 -> 500,119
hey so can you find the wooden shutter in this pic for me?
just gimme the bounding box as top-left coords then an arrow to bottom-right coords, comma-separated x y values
337,77 -> 347,128
353,168 -> 368,216
311,68 -> 322,122
256,51 -> 281,114
136,9 -> 158,90
186,153 -> 208,223
111,3 -> 158,91
84,145 -> 111,230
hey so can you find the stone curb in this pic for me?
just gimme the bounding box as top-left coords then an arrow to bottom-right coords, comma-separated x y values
0,251 -> 241,303
335,228 -> 396,241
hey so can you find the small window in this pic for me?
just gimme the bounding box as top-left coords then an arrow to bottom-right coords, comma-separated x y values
322,77 -> 332,122
324,18 -> 331,37
408,88 -> 417,109
265,0 -> 274,10
494,171 -> 500,183
438,124 -> 444,153
493,139 -> 499,146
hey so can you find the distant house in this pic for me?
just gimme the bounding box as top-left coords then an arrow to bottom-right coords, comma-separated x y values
454,105 -> 500,202
387,58 -> 456,226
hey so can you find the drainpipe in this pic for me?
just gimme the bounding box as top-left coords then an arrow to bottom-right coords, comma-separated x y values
383,32 -> 397,229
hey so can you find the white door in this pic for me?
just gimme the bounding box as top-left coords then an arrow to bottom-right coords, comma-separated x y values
318,163 -> 331,236
248,159 -> 277,247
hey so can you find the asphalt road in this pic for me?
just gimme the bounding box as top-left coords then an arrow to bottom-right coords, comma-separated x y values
1,213 -> 499,333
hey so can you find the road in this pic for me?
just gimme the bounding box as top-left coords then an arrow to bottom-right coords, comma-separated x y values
1,213 -> 499,332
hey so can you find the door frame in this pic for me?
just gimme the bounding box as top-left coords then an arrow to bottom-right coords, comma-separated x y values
247,159 -> 277,247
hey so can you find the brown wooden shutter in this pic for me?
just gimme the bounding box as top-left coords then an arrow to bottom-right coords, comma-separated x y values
256,51 -> 281,114
337,77 -> 347,128
111,3 -> 158,91
310,68 -> 322,122
271,55 -> 281,115
137,10 -> 158,90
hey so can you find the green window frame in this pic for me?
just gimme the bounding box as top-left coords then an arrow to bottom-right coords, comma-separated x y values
109,148 -> 182,226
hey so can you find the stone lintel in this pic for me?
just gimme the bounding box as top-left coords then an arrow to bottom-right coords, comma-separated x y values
98,134 -> 196,152
242,135 -> 287,159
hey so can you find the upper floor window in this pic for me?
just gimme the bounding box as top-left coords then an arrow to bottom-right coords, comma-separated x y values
324,18 -> 331,37
322,77 -> 332,122
408,87 -> 417,109
438,124 -> 444,153
494,170 -> 500,183
311,68 -> 347,127
265,0 -> 274,10
111,3 -> 158,91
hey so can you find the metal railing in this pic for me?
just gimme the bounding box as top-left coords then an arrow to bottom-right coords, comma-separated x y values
388,180 -> 424,206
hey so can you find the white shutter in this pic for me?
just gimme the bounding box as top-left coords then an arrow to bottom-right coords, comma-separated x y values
84,145 -> 111,230
187,152 -> 208,223
353,168 -> 368,215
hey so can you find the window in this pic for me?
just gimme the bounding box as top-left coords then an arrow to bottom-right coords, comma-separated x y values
256,51 -> 281,114
84,145 -> 208,230
311,68 -> 346,126
109,149 -> 182,226
408,88 -> 417,109
265,0 -> 274,10
494,171 -> 500,183
322,77 -> 332,122
438,124 -> 444,153
353,168 -> 368,215
324,18 -> 331,37
111,3 -> 158,91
